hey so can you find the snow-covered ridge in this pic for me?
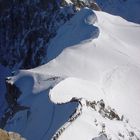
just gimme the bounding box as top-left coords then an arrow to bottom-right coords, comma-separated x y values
51,97 -> 140,140
49,77 -> 140,139
2,8 -> 140,140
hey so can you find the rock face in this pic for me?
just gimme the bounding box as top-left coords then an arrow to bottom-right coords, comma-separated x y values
0,0 -> 76,69
0,80 -> 29,129
0,0 -> 101,70
0,128 -> 26,140
71,0 -> 101,10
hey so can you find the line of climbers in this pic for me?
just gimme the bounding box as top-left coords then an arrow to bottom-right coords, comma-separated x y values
51,98 -> 83,140
86,99 -> 120,121
51,98 -> 121,140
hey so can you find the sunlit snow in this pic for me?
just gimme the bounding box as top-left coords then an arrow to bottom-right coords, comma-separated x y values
4,8 -> 140,140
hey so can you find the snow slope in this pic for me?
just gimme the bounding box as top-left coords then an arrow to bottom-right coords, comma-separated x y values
3,8 -> 140,140
50,77 -> 140,140
46,8 -> 99,61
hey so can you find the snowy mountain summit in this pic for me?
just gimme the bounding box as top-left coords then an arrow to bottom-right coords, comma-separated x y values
0,0 -> 140,140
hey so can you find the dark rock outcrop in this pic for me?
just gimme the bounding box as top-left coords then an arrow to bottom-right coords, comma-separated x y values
0,80 -> 29,128
0,0 -> 76,69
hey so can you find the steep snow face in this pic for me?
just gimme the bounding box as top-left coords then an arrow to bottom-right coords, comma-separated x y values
50,94 -> 140,140
46,8 -> 99,61
3,8 -> 140,140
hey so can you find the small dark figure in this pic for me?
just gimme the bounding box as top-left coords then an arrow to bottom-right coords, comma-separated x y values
99,99 -> 105,109
109,109 -> 120,120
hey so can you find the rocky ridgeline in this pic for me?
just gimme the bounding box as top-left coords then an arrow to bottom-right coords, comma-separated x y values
86,99 -> 140,140
0,128 -> 26,140
52,98 -> 120,140
71,0 -> 101,10
52,98 -> 140,140
86,99 -> 121,121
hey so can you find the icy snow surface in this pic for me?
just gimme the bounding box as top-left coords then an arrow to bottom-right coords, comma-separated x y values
4,8 -> 140,140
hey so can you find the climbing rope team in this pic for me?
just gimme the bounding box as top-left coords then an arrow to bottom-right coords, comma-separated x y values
86,99 -> 120,121
52,98 -> 121,140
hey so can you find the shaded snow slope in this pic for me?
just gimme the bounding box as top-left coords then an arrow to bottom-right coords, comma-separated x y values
46,8 -> 99,61
3,8 -> 140,140
0,65 -> 11,118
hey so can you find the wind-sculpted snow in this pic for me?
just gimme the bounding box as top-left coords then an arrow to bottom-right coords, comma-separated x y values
49,77 -> 105,104
3,8 -> 140,140
47,8 -> 99,61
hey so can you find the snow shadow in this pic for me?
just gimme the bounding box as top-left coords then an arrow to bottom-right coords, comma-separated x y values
47,8 -> 100,61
